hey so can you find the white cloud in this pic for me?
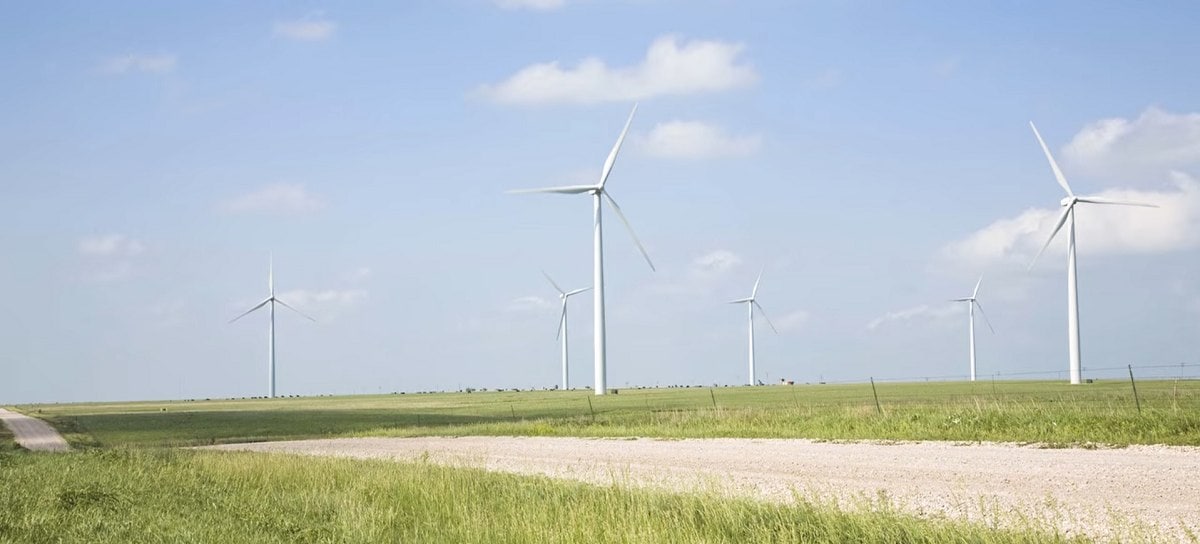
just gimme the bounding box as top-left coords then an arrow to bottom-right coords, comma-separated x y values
277,289 -> 366,308
78,234 -> 145,257
1063,108 -> 1200,181
99,53 -> 176,75
477,35 -> 756,105
494,0 -> 564,10
647,250 -> 744,297
273,19 -> 337,41
940,173 -> 1200,268
77,234 -> 145,282
773,310 -> 810,333
221,183 -> 326,215
638,121 -> 761,159
272,289 -> 366,322
507,295 -> 555,312
692,250 -> 743,275
867,304 -> 959,331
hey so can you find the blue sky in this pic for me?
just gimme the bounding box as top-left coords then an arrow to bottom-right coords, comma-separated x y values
3,1 -> 1199,403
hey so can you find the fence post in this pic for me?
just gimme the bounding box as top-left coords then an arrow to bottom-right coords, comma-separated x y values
1128,364 -> 1142,414
510,404 -> 516,421
586,395 -> 595,422
709,388 -> 718,409
870,377 -> 882,415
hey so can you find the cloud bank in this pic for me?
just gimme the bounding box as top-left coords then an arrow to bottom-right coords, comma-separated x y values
221,184 -> 326,215
638,121 -> 760,159
477,35 -> 756,105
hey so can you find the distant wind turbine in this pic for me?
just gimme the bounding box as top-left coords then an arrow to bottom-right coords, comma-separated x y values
951,275 -> 994,382
229,256 -> 314,398
510,104 -> 655,396
543,271 -> 590,391
728,268 -> 777,386
1027,122 -> 1156,385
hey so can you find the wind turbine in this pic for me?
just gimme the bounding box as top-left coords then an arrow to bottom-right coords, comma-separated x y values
510,104 -> 655,396
1027,122 -> 1156,384
543,271 -> 591,391
951,275 -> 994,382
728,268 -> 777,386
229,256 -> 314,398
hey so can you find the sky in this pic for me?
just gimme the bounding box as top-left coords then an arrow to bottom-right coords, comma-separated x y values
3,1 -> 1199,403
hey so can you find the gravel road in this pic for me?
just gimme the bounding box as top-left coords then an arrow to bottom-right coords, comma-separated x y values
209,436 -> 1199,541
0,408 -> 69,452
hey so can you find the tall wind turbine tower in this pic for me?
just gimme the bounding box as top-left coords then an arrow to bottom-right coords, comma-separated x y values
511,105 -> 655,395
729,268 -> 777,386
1027,122 -> 1156,384
951,275 -> 994,382
543,271 -> 590,391
230,256 -> 314,398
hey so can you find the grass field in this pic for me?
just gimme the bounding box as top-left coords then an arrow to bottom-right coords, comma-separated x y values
0,423 -> 18,452
17,379 -> 1200,448
0,448 -> 1085,544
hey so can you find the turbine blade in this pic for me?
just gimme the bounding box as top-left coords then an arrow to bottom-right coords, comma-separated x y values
972,274 -> 984,299
599,103 -> 638,189
602,191 -> 655,271
564,287 -> 591,297
1030,122 -> 1074,197
1028,205 -> 1072,270
973,300 -> 996,334
728,297 -> 753,304
555,301 -> 567,341
753,300 -> 779,334
751,267 -> 764,298
950,298 -> 972,302
508,185 -> 597,195
1075,196 -> 1158,208
274,298 -> 316,322
542,270 -> 565,295
229,298 -> 271,324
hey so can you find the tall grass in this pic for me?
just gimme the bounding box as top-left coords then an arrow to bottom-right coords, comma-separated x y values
0,424 -> 18,452
20,380 -> 1200,448
0,448 -> 1081,543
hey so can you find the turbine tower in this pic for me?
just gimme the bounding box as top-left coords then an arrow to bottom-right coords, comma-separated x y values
728,268 -> 777,386
1027,122 -> 1156,384
951,275 -> 994,382
511,105 -> 655,395
543,271 -> 590,391
230,255 -> 314,398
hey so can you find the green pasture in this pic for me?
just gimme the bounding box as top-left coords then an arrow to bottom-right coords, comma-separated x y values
17,379 -> 1200,448
0,448 -> 1087,544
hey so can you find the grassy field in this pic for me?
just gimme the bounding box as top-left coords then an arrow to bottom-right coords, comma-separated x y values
6,380 -> 1193,543
0,448 -> 1086,544
17,379 -> 1200,448
0,423 -> 19,452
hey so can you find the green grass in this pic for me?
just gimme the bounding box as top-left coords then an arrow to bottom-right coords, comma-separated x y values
0,448 -> 1083,544
0,423 -> 19,452
20,379 -> 1200,448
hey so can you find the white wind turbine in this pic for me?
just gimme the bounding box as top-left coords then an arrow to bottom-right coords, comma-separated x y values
229,256 -> 314,398
728,269 -> 777,386
510,104 -> 655,396
1027,122 -> 1156,385
543,271 -> 591,391
951,275 -> 994,382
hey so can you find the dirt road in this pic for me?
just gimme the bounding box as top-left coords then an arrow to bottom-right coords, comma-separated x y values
209,436 -> 1199,541
0,408 -> 69,452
